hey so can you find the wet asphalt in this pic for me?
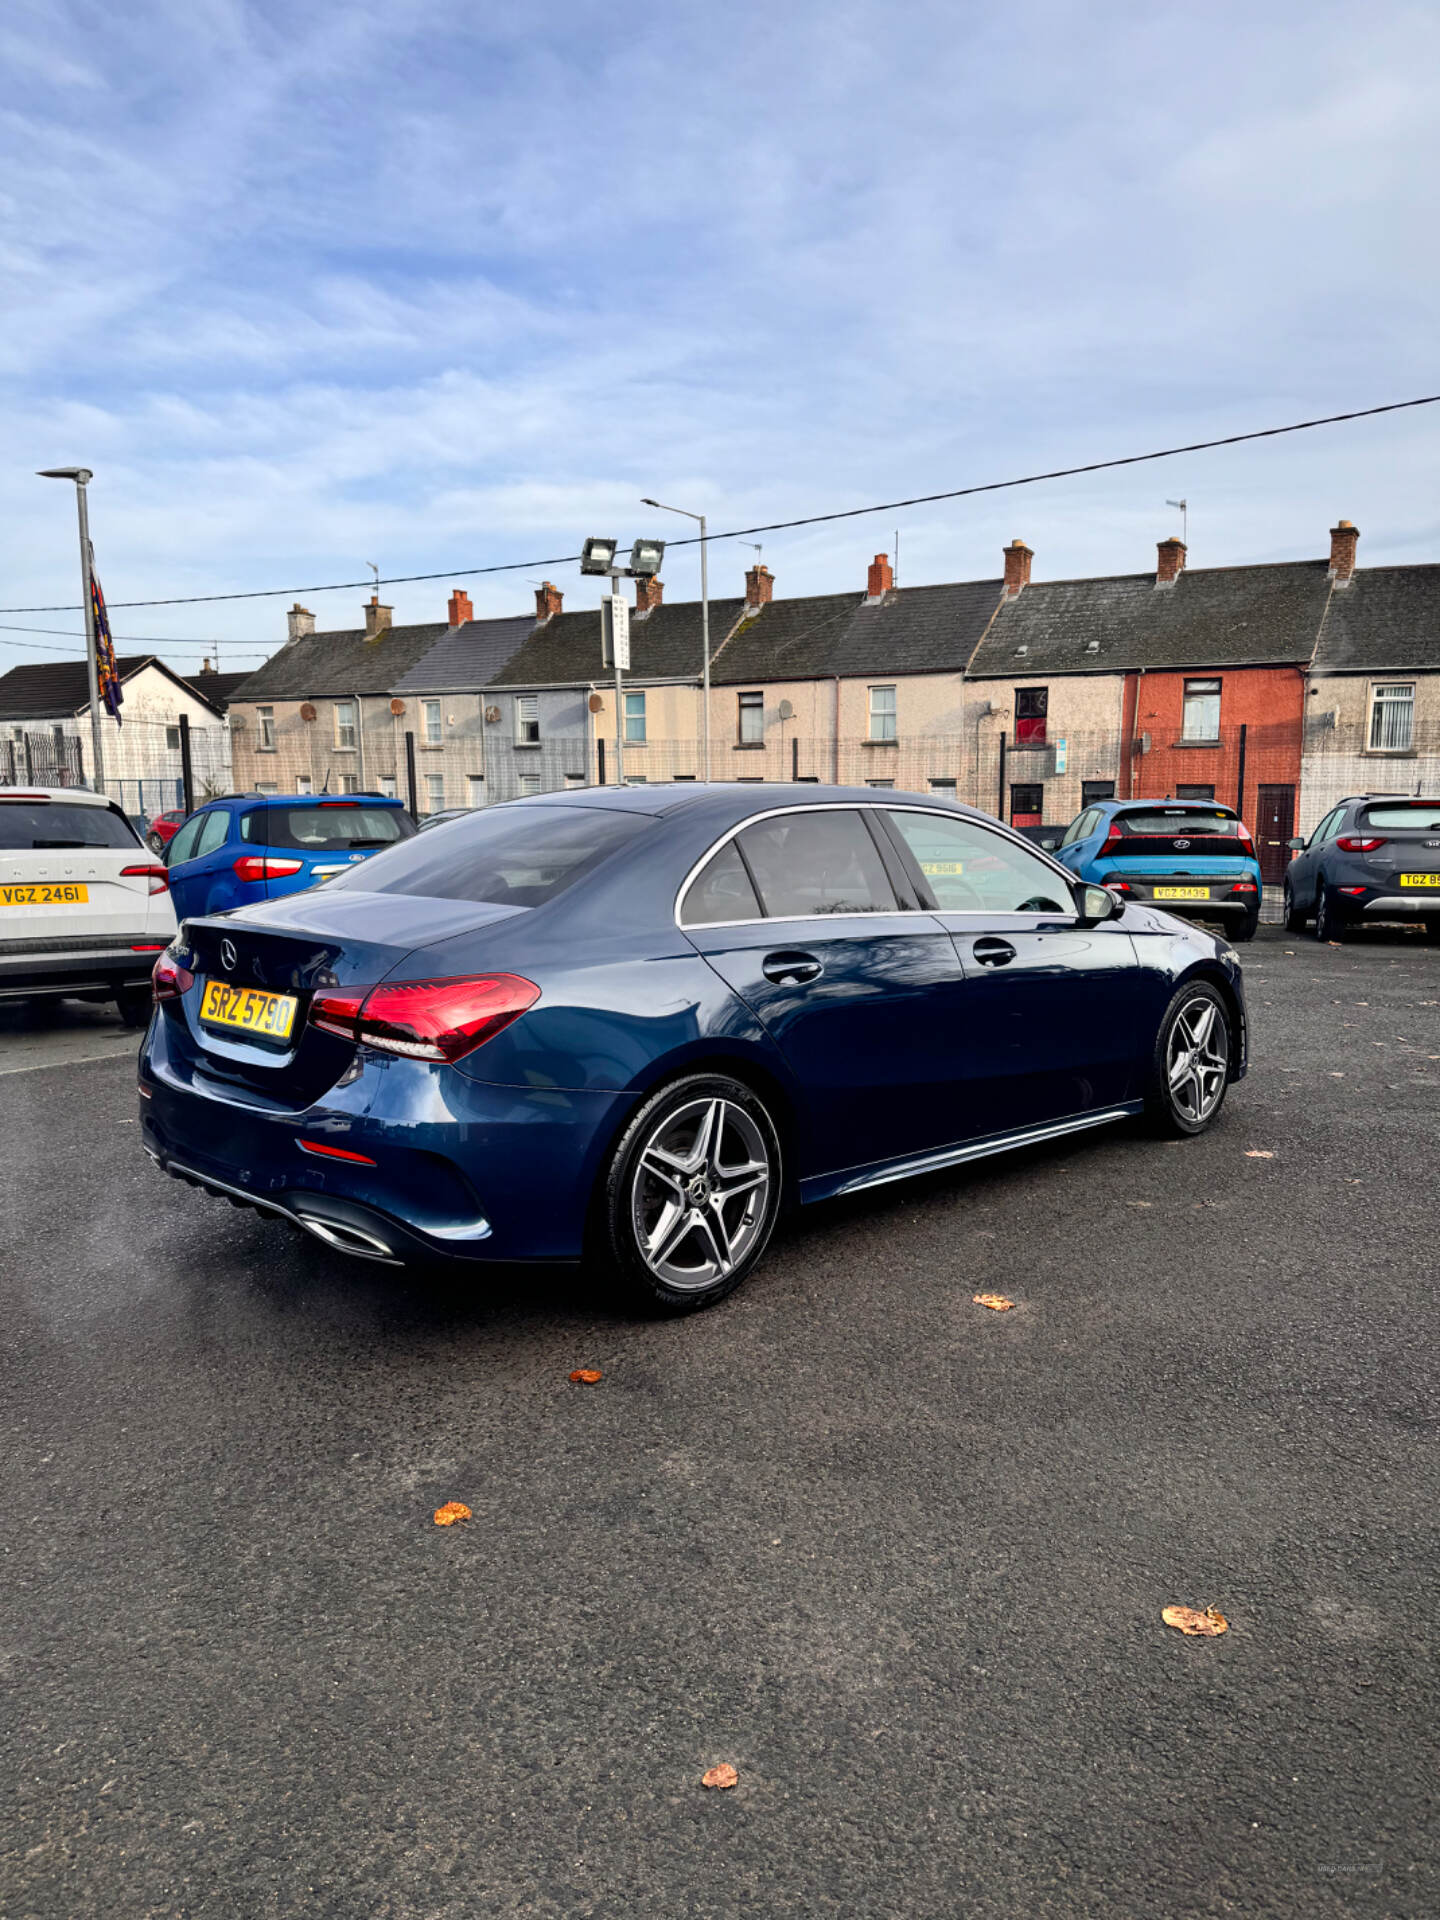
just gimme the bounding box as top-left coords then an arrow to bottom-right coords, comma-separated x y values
2,924 -> 1438,1919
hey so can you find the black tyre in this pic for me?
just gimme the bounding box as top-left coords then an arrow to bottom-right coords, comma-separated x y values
1230,906 -> 1260,942
1282,880 -> 1306,933
115,986 -> 152,1029
597,1073 -> 783,1315
1424,921 -> 1440,945
1143,981 -> 1233,1138
1313,880 -> 1345,943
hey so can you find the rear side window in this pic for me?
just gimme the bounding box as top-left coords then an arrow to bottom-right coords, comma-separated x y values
736,810 -> 897,918
0,800 -> 138,850
1361,802 -> 1440,830
682,841 -> 762,926
243,805 -> 413,851
324,803 -> 651,907
1118,810 -> 1236,835
885,810 -> 1072,914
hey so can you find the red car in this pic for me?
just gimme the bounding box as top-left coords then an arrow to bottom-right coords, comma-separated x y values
145,808 -> 190,855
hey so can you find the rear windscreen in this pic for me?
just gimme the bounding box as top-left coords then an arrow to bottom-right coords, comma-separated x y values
0,801 -> 139,850
242,805 -> 414,851
323,803 -> 651,907
1118,810 -> 1237,835
1361,803 -> 1440,830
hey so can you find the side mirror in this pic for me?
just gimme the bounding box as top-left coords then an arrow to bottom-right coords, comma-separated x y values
1076,882 -> 1121,924
1286,837 -> 1305,851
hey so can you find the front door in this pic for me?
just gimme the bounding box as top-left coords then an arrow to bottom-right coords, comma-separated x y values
1256,785 -> 1295,886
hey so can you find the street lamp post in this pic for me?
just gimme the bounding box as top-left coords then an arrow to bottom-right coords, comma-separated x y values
38,466 -> 105,793
641,498 -> 710,781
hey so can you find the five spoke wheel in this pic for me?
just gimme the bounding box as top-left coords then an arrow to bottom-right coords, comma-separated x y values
1165,995 -> 1229,1124
631,1096 -> 772,1291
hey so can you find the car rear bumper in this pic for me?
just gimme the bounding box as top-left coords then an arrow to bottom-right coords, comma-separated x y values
1104,878 -> 1260,918
1361,892 -> 1440,914
0,936 -> 165,999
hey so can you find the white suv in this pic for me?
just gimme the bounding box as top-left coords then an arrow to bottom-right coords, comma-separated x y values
0,787 -> 178,1026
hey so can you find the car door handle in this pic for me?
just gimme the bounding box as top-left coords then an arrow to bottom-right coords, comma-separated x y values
762,950 -> 823,985
972,938 -> 1017,968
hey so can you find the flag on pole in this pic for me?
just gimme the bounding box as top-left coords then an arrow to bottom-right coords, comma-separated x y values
89,566 -> 123,726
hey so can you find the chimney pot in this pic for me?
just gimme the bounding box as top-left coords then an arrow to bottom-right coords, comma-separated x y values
447,587 -> 474,627
634,575 -> 663,614
363,595 -> 393,639
866,553 -> 894,600
1002,539 -> 1033,598
534,580 -> 563,623
745,564 -> 774,609
286,602 -> 316,644
1329,519 -> 1360,586
1155,537 -> 1186,588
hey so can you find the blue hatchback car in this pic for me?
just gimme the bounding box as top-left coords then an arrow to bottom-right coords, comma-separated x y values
165,793 -> 415,922
140,784 -> 1247,1313
1053,798 -> 1263,941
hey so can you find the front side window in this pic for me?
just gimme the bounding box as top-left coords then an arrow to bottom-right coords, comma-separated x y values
1368,682 -> 1414,752
1181,679 -> 1221,742
258,706 -> 275,751
166,813 -> 206,864
886,810 -> 1072,915
195,808 -> 231,856
868,685 -> 897,742
516,695 -> 540,745
334,701 -> 357,750
1060,809 -> 1098,848
681,841 -> 762,926
422,699 -> 442,746
1015,686 -> 1048,746
624,692 -> 647,743
736,809 -> 897,918
738,691 -> 763,745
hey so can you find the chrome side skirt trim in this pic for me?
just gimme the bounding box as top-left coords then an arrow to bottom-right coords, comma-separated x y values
826,1105 -> 1142,1199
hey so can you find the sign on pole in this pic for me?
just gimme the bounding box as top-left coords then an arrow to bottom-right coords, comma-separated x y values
608,593 -> 630,671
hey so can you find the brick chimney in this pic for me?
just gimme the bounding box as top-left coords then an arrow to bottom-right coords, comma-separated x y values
363,595 -> 393,638
745,564 -> 774,609
534,580 -> 563,623
1003,539 -> 1033,598
286,603 -> 315,644
633,575 -> 664,615
447,587 -> 474,627
1155,536 -> 1186,588
866,553 -> 894,600
1329,519 -> 1360,587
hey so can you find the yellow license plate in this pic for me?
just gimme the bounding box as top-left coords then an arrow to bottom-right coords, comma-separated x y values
1400,874 -> 1440,888
1154,886 -> 1211,900
922,861 -> 965,875
200,978 -> 298,1041
0,882 -> 89,905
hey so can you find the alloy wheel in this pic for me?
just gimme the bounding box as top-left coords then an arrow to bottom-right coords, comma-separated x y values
1166,996 -> 1229,1125
630,1096 -> 772,1291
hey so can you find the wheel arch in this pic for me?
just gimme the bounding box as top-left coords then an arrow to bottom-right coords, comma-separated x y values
1173,959 -> 1245,1080
616,1043 -> 803,1202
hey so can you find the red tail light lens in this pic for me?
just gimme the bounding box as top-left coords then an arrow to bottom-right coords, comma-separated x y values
1235,821 -> 1254,846
121,863 -> 170,895
1335,835 -> 1385,852
1099,825 -> 1123,856
308,973 -> 540,1062
153,950 -> 195,1002
1228,881 -> 1258,893
233,855 -> 307,883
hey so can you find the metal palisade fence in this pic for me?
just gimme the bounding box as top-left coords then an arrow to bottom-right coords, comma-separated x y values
0,717 -> 232,818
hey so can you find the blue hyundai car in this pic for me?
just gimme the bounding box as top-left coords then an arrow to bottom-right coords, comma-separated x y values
139,785 -> 1247,1314
1054,798 -> 1264,940
165,792 -> 415,922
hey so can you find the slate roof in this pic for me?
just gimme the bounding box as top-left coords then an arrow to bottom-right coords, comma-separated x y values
0,655 -> 226,721
1310,564 -> 1440,673
488,597 -> 747,689
712,578 -> 1005,683
391,615 -> 534,694
229,622 -> 449,701
180,669 -> 253,710
963,560 -> 1332,678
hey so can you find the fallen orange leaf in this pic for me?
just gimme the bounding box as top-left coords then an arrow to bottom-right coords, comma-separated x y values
702,1764 -> 739,1789
973,1293 -> 1015,1311
1162,1604 -> 1228,1637
1244,1150 -> 1275,1159
569,1368 -> 603,1384
433,1501 -> 471,1527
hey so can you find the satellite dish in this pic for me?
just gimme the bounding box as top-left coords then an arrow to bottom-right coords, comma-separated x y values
299,702 -> 317,723
485,705 -> 502,724
389,697 -> 406,716
777,699 -> 794,720
587,693 -> 605,714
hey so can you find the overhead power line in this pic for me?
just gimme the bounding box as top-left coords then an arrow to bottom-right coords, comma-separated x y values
2,393 -> 1435,614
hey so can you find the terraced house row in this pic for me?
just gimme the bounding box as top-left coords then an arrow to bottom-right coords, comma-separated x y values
227,518 -> 1440,882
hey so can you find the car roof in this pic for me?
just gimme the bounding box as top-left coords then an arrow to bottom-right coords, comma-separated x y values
0,785 -> 113,805
203,791 -> 405,809
1093,797 -> 1238,816
498,780 -> 987,829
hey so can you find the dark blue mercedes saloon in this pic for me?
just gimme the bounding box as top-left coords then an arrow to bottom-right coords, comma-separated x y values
138,784 -> 1247,1312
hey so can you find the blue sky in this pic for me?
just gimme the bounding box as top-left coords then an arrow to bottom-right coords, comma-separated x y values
2,0 -> 1437,676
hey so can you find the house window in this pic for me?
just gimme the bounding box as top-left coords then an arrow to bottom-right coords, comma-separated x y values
422,698 -> 442,746
425,773 -> 444,813
738,691 -> 764,744
1176,784 -> 1215,800
467,775 -> 485,807
868,685 -> 897,741
624,691 -> 647,743
378,775 -> 397,798
1181,679 -> 1221,742
519,773 -> 543,796
564,773 -> 586,788
928,777 -> 956,792
258,706 -> 275,751
338,773 -> 358,794
515,695 -> 539,745
295,775 -> 313,795
1368,682 -> 1414,752
1011,782 -> 1044,826
255,782 -> 279,794
1015,687 -> 1048,747
1080,779 -> 1115,807
166,725 -> 181,751
866,778 -> 895,789
334,701 -> 357,750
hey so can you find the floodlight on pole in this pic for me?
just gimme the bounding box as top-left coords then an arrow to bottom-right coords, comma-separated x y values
628,537 -> 665,578
38,466 -> 104,791
640,498 -> 711,781
580,536 -> 619,575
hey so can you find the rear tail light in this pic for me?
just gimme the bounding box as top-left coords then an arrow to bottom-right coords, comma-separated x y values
308,973 -> 540,1063
152,948 -> 195,1002
1335,835 -> 1385,852
121,863 -> 170,895
1235,821 -> 1254,847
233,856 -> 306,883
1228,881 -> 1258,893
1099,825 -> 1123,857
1339,885 -> 1368,896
